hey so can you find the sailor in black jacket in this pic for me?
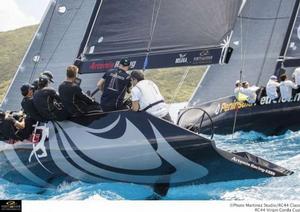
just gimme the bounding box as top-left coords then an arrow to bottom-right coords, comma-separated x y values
97,58 -> 132,112
33,75 -> 67,121
59,65 -> 101,117
0,110 -> 33,141
20,83 -> 43,122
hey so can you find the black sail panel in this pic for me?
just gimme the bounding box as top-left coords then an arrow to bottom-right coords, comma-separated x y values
283,1 -> 300,67
77,0 -> 242,73
150,0 -> 241,52
86,0 -> 154,57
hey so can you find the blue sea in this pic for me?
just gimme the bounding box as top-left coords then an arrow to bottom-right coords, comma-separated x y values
1,130 -> 300,200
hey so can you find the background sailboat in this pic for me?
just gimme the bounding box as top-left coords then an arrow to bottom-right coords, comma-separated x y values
179,0 -> 300,135
189,0 -> 296,105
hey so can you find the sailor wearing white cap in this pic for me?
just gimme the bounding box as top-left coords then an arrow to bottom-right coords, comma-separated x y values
266,75 -> 280,100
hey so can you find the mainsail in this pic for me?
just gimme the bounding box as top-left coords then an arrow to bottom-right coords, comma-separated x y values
189,0 -> 296,106
76,0 -> 243,73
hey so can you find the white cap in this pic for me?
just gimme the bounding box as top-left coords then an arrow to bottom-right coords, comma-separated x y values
235,80 -> 240,84
270,75 -> 277,80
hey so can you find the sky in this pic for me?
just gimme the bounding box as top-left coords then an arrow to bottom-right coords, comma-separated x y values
0,0 -> 51,32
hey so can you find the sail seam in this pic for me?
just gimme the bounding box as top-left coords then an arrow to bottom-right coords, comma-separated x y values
256,0 -> 284,85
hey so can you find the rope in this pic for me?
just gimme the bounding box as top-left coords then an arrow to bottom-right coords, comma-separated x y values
232,1 -> 251,136
170,67 -> 190,104
143,0 -> 162,70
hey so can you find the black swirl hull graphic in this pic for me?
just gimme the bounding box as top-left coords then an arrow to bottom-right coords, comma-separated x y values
0,111 -> 293,187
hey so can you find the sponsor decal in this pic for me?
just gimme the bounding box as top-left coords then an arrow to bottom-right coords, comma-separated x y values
0,200 -> 22,212
231,157 -> 275,176
175,53 -> 188,64
28,124 -> 52,174
89,62 -> 114,71
216,92 -> 300,114
260,93 -> 300,105
193,50 -> 213,64
114,61 -> 137,68
220,101 -> 252,113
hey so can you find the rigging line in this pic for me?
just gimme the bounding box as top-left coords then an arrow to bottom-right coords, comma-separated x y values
143,0 -> 162,70
240,10 -> 243,79
242,1 -> 251,73
232,16 -> 243,137
149,0 -> 157,40
256,0 -> 283,85
231,103 -> 239,136
232,0 -> 252,137
28,0 -> 57,83
170,67 -> 190,104
42,0 -> 85,72
148,0 -> 161,51
237,16 -> 290,21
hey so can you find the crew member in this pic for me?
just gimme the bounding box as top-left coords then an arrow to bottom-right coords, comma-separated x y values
279,74 -> 298,101
292,67 -> 300,86
20,83 -> 43,122
33,75 -> 67,121
240,81 -> 258,104
59,65 -> 101,117
0,110 -> 30,141
97,58 -> 132,112
130,70 -> 173,122
234,80 -> 241,99
41,70 -> 54,83
266,75 -> 280,100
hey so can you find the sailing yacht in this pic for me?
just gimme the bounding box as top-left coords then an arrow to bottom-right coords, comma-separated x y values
0,0 -> 293,191
179,0 -> 300,135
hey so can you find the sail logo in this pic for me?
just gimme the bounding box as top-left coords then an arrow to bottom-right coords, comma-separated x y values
193,51 -> 213,64
175,54 -> 188,64
199,50 -> 209,56
89,62 -> 114,70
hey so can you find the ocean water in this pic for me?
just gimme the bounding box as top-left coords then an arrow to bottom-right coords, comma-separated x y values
1,130 -> 300,200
